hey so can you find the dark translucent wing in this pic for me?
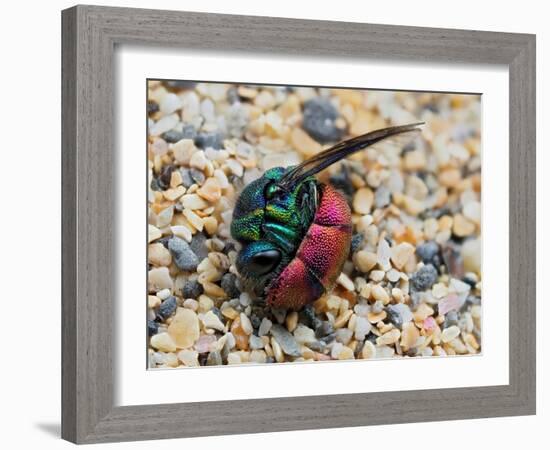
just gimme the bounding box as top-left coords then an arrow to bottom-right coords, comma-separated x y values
279,123 -> 423,189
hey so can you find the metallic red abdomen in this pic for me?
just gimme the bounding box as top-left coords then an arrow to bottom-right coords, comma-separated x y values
266,184 -> 352,310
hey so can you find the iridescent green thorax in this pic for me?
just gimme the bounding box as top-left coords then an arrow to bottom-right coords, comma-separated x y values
231,167 -> 317,252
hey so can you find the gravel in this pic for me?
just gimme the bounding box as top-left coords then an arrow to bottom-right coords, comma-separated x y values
147,79 -> 482,368
410,264 -> 438,291
168,237 -> 199,271
302,97 -> 345,143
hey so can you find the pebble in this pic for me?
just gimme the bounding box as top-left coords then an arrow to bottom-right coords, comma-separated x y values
384,306 -> 403,329
290,127 -> 322,158
416,241 -> 439,264
361,341 -> 376,359
220,273 -> 240,298
453,214 -> 475,237
337,273 -> 355,291
461,238 -> 481,274
302,97 -> 344,143
293,324 -> 317,344
438,294 -> 463,315
157,296 -> 177,320
377,329 -> 401,346
168,237 -> 199,271
249,335 -> 265,350
374,186 -> 391,208
148,243 -> 172,266
160,93 -> 183,115
371,285 -> 390,304
201,310 -> 225,331
354,316 -> 372,341
258,318 -> 273,336
355,250 -> 378,273
240,313 -> 254,335
178,349 -> 199,367
441,325 -> 461,343
148,267 -> 173,292
195,132 -> 224,150
390,242 -> 415,270
171,225 -> 192,243
147,320 -> 159,336
168,308 -> 200,349
377,239 -> 392,271
150,114 -> 179,136
353,187 -> 374,215
150,332 -> 177,353
180,194 -> 209,210
400,322 -> 420,350
410,264 -> 438,291
229,316 -> 248,350
197,178 -> 222,202
183,209 -> 204,232
181,280 -> 203,299
148,224 -> 162,244
388,303 -> 413,323
270,325 -> 302,357
206,350 -> 223,366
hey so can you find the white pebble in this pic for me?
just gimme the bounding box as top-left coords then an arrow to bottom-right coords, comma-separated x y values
160,93 -> 183,115
259,318 -> 273,336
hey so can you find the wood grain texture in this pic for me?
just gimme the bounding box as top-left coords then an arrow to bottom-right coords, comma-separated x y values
61,5 -> 536,444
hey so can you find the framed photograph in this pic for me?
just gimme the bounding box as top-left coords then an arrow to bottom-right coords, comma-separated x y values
62,5 -> 536,444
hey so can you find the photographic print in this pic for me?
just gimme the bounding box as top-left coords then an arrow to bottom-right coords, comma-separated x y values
147,80 -> 482,368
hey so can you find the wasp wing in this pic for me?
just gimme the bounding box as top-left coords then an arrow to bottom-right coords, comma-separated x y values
279,123 -> 423,190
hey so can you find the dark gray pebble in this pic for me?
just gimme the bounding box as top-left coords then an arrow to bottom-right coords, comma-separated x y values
147,320 -> 159,336
156,296 -> 177,320
158,165 -> 175,189
182,279 -> 203,299
162,125 -> 196,143
351,233 -> 364,254
302,97 -> 344,143
366,333 -> 378,344
315,321 -> 334,339
320,332 -> 336,344
416,240 -> 440,265
250,314 -> 261,330
410,264 -> 438,292
168,237 -> 199,271
189,168 -> 205,186
265,356 -> 276,364
150,178 -> 161,191
189,232 -> 209,261
147,101 -> 159,115
161,130 -> 186,143
195,131 -> 224,150
221,273 -> 240,299
180,168 -> 195,188
329,166 -> 354,200
385,305 -> 403,329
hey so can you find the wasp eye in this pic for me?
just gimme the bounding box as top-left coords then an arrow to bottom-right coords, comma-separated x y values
249,249 -> 282,276
265,183 -> 283,200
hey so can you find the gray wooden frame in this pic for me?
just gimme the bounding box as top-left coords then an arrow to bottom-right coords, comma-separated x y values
61,4 -> 536,444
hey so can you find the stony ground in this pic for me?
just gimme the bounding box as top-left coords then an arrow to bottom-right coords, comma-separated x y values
146,80 -> 482,368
